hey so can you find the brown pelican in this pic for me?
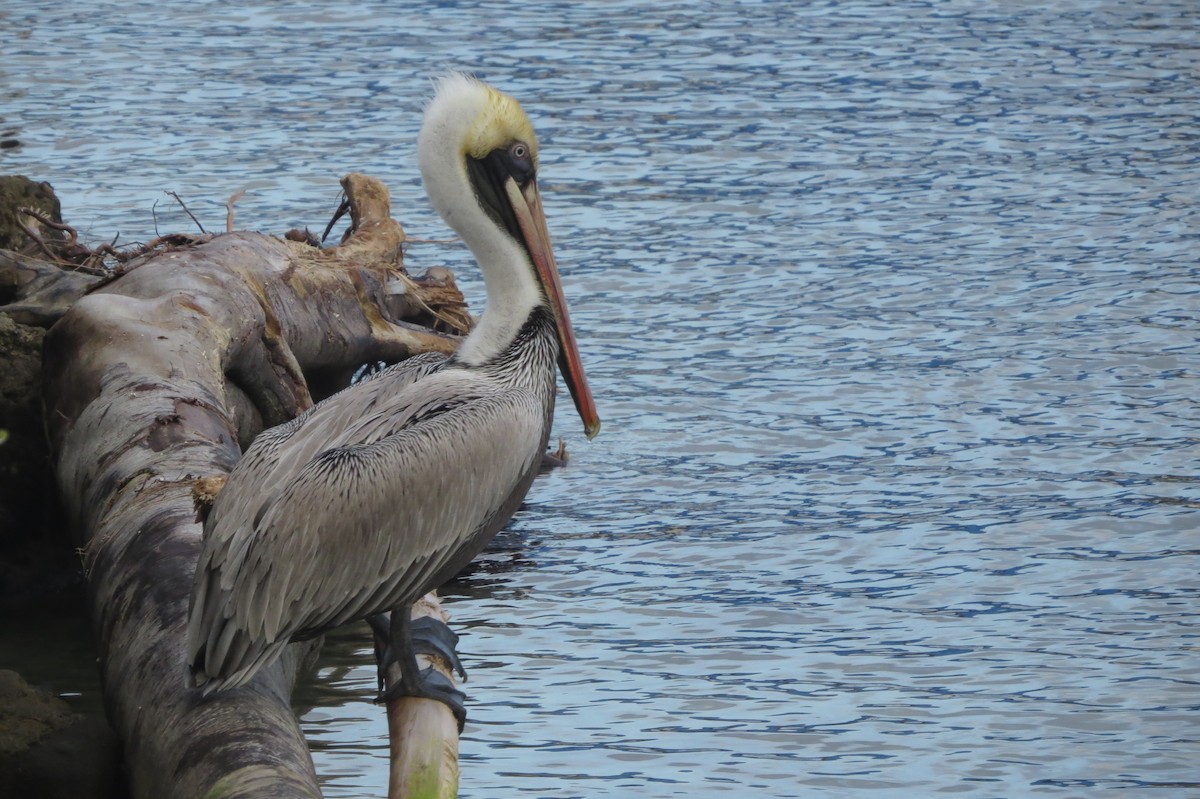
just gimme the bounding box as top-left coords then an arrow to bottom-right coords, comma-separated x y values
186,74 -> 600,726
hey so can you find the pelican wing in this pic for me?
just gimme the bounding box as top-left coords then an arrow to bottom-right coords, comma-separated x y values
221,352 -> 448,492
195,353 -> 449,581
188,380 -> 545,690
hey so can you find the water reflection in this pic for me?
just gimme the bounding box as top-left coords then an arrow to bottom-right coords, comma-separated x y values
5,0 -> 1199,796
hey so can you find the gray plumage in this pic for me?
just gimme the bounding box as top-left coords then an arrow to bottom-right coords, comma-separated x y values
188,330 -> 557,691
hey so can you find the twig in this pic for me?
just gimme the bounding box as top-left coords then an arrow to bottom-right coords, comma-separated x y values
14,212 -> 61,261
17,206 -> 79,248
166,191 -> 207,234
388,271 -> 471,333
86,243 -> 123,271
226,189 -> 246,233
11,208 -> 124,275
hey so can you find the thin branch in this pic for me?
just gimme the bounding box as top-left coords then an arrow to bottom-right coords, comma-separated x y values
226,189 -> 246,233
17,206 -> 79,248
14,212 -> 60,261
166,191 -> 207,234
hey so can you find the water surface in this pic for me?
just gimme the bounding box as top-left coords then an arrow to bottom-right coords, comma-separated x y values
3,1 -> 1198,797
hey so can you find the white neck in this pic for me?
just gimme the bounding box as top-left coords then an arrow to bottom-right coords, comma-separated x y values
418,80 -> 544,366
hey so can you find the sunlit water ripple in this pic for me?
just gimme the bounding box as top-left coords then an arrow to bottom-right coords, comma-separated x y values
3,1 -> 1197,796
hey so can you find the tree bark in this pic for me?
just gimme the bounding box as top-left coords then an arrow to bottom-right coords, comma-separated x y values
37,174 -> 464,799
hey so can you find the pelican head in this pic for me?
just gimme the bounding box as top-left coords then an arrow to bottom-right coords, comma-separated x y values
419,74 -> 600,439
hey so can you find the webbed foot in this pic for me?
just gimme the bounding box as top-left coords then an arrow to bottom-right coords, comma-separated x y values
370,607 -> 468,731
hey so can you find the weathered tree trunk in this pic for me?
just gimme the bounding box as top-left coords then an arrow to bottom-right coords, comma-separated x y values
36,175 -> 464,798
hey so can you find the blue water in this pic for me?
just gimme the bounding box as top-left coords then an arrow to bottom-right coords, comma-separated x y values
4,1 -> 1198,796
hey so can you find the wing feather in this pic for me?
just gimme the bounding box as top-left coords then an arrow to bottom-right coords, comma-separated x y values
188,376 -> 545,689
188,353 -> 447,673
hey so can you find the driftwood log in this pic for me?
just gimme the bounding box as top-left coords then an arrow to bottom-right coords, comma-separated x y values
26,174 -> 467,798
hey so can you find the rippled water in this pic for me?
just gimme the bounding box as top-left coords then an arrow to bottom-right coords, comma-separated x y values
4,1 -> 1198,796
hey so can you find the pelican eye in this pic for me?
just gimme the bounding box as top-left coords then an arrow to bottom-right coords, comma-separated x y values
503,141 -> 535,185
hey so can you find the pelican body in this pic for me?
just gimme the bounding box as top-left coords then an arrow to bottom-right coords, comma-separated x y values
186,75 -> 600,717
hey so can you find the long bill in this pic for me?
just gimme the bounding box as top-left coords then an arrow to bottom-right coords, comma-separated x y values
506,177 -> 601,439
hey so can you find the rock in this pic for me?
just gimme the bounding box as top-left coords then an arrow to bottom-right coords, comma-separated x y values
0,669 -> 123,799
0,175 -> 65,254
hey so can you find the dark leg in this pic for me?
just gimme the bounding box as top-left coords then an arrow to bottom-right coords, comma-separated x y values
367,613 -> 392,694
371,607 -> 467,731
